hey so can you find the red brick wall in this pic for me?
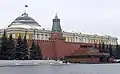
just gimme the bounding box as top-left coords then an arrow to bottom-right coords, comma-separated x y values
27,40 -> 56,59
54,40 -> 81,58
27,39 -> 97,59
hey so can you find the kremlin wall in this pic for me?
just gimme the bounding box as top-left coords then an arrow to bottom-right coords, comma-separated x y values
0,12 -> 118,63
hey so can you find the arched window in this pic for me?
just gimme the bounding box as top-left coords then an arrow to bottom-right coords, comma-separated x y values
41,34 -> 44,40
37,34 -> 39,39
45,34 -> 48,40
76,37 -> 78,42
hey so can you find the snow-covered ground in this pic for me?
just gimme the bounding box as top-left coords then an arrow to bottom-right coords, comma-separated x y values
0,60 -> 65,66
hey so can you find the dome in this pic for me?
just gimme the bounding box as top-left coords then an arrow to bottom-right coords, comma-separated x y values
8,12 -> 41,29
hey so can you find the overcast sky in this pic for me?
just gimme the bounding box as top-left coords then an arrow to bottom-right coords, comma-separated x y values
0,0 -> 120,41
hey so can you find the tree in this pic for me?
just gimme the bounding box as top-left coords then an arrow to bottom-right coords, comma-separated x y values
29,41 -> 42,60
94,43 -> 97,49
98,43 -> 101,49
106,44 -> 109,52
109,44 -> 113,57
102,42 -> 105,52
22,31 -> 28,60
99,43 -> 102,52
0,30 -> 9,60
102,42 -> 105,49
15,34 -> 24,60
29,40 -> 36,60
7,34 -> 15,60
115,44 -> 120,58
116,44 -> 119,53
36,42 -> 42,60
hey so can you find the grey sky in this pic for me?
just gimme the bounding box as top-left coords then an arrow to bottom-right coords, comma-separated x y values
0,0 -> 120,40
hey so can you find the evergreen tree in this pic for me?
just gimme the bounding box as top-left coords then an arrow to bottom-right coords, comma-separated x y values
94,43 -> 97,49
0,30 -> 9,60
102,42 -> 105,49
36,42 -> 42,60
29,41 -> 42,60
15,34 -> 24,60
22,31 -> 28,60
29,40 -> 36,60
116,44 -> 120,58
106,44 -> 109,52
7,34 -> 15,60
102,42 -> 105,52
99,43 -> 102,52
116,44 -> 119,53
109,44 -> 113,57
99,43 -> 101,49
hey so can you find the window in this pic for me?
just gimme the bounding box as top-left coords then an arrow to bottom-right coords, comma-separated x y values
49,35 -> 51,38
73,37 -> 75,42
79,38 -> 81,42
45,34 -> 47,36
37,34 -> 39,39
76,37 -> 78,42
68,37 -> 69,42
89,40 -> 91,43
41,34 -> 44,40
71,37 -> 72,42
69,37 -> 71,42
84,38 -> 86,42
65,37 -> 67,41
13,34 -> 15,38
32,34 -> 35,39
45,34 -> 48,40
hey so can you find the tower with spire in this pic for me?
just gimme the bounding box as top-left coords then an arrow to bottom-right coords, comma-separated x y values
50,14 -> 65,40
52,14 -> 62,32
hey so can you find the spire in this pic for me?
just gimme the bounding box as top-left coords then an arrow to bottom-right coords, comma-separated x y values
50,14 -> 65,40
52,14 -> 62,32
54,14 -> 58,19
54,13 -> 59,19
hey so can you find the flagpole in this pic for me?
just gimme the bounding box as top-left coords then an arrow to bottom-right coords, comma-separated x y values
24,5 -> 28,13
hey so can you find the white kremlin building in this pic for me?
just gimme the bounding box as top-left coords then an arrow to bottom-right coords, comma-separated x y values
0,12 -> 118,45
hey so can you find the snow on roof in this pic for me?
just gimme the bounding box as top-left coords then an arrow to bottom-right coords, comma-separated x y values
7,24 -> 42,30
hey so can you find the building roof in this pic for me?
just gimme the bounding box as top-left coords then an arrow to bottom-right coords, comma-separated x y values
54,14 -> 58,19
8,12 -> 41,29
52,14 -> 62,32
